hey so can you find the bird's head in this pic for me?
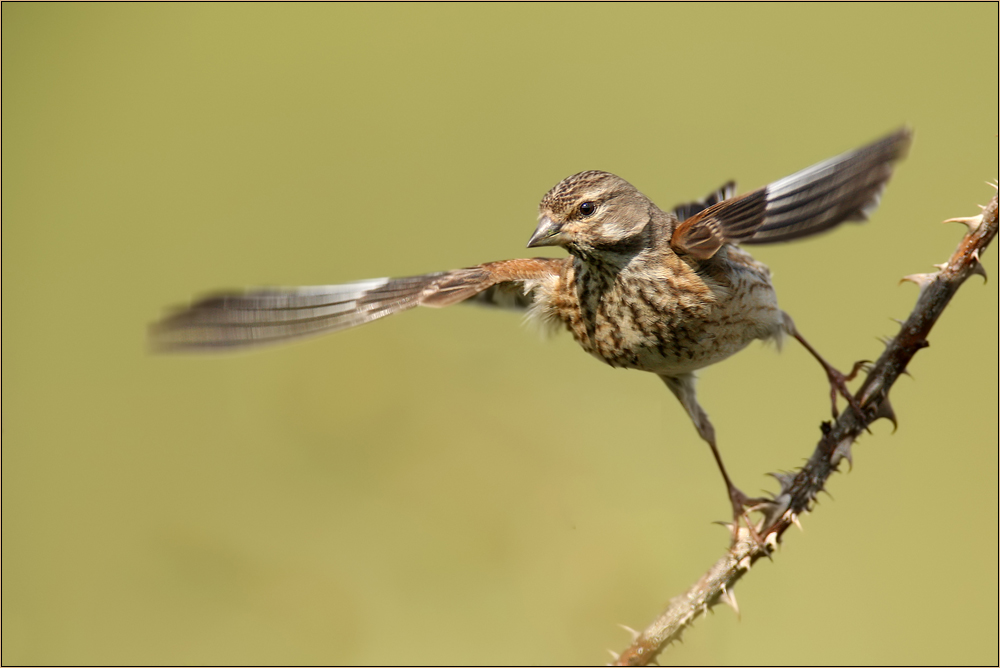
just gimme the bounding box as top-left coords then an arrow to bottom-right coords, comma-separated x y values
528,170 -> 655,258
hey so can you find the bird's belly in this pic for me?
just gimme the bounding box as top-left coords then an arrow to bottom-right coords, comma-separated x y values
627,321 -> 769,375
576,281 -> 783,376
538,252 -> 784,377
583,320 -> 765,375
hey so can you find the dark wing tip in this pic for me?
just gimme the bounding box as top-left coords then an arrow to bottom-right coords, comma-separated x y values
741,127 -> 914,245
672,180 -> 739,221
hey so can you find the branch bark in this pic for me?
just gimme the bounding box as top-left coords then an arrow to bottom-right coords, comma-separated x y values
613,187 -> 999,666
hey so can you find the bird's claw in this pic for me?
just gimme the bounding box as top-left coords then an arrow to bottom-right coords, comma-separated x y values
823,359 -> 868,421
727,487 -> 767,546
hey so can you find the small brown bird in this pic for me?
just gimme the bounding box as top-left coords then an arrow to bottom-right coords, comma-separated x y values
152,128 -> 912,537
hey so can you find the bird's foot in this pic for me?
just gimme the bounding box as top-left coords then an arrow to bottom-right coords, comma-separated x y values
821,359 -> 868,421
788,326 -> 868,422
726,486 -> 767,547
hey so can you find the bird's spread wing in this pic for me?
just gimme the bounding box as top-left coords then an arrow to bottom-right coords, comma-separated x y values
671,181 -> 737,222
670,128 -> 913,259
151,257 -> 566,351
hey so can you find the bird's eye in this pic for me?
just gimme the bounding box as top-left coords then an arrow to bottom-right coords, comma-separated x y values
578,201 -> 596,217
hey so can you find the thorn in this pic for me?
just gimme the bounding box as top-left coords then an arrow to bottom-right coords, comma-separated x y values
970,261 -> 988,283
618,624 -> 640,642
942,214 -> 983,232
768,471 -> 797,490
968,249 -> 988,282
988,180 -> 998,191
900,272 -> 937,292
720,585 -> 740,619
933,262 -> 949,271
877,335 -> 893,347
789,512 -> 804,532
738,556 -> 752,572
890,318 -> 906,327
713,519 -> 736,533
874,396 -> 898,432
832,439 -> 854,470
765,532 -> 779,550
608,649 -> 620,661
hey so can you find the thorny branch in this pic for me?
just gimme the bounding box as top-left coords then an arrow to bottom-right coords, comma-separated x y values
612,187 -> 999,666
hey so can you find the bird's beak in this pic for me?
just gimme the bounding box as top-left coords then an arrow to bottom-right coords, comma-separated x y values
526,216 -> 563,248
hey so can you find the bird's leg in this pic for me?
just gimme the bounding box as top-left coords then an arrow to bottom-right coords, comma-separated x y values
782,313 -> 866,420
661,374 -> 764,544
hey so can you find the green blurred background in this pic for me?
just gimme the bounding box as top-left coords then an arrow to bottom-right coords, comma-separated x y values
3,4 -> 997,665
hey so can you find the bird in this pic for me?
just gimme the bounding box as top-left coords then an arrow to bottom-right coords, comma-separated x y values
151,128 -> 912,539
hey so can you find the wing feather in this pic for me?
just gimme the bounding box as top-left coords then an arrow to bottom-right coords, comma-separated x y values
150,258 -> 565,351
671,128 -> 912,259
671,181 -> 738,221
